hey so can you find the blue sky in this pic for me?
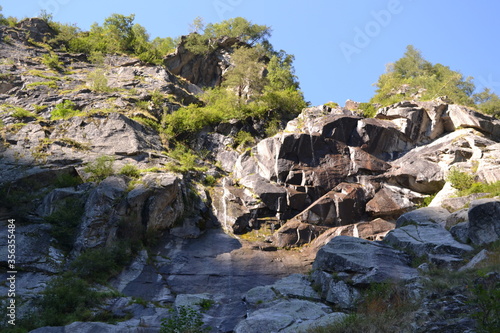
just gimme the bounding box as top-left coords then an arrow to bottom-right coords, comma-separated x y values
2,0 -> 500,106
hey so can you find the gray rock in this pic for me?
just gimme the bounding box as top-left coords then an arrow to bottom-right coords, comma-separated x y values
450,222 -> 470,244
396,207 -> 451,228
384,223 -> 473,259
468,198 -> 500,245
458,249 -> 490,272
234,299 -> 343,333
312,236 -> 419,285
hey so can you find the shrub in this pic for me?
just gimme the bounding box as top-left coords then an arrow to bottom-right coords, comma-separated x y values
119,164 -> 141,178
165,145 -> 207,173
10,107 -> 35,119
160,306 -> 210,333
234,130 -> 254,148
51,100 -> 79,120
70,244 -> 130,283
87,69 -> 112,92
84,155 -> 115,182
359,103 -> 377,118
44,197 -> 84,252
35,273 -> 105,326
41,52 -> 63,71
447,167 -> 475,192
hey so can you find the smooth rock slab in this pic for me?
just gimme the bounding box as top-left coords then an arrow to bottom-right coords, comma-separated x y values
384,223 -> 473,258
234,299 -> 344,333
312,236 -> 418,285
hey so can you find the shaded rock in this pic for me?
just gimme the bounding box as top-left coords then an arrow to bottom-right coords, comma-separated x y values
450,222 -> 469,244
73,176 -> 127,252
271,220 -> 329,248
312,236 -> 419,286
0,222 -> 64,273
16,18 -> 56,42
458,249 -> 490,272
468,198 -> 500,245
312,270 -> 361,309
445,209 -> 468,229
442,193 -> 488,212
396,207 -> 451,228
293,183 -> 367,227
240,174 -> 287,212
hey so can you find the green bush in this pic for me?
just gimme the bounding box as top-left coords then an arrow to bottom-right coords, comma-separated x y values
119,164 -> 141,178
359,103 -> 377,118
87,69 -> 112,92
10,106 -> 36,119
44,197 -> 84,252
51,100 -> 79,120
160,306 -> 210,333
35,273 -> 105,327
71,244 -> 130,283
41,52 -> 63,71
447,167 -> 475,192
84,155 -> 115,182
234,130 -> 254,148
165,145 -> 207,173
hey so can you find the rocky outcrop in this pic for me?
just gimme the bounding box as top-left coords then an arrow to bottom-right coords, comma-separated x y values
467,199 -> 500,245
164,35 -> 245,88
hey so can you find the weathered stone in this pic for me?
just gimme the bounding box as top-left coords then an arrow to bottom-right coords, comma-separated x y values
396,207 -> 451,228
446,104 -> 500,140
450,222 -> 470,244
458,249 -> 490,272
312,236 -> 419,285
445,209 -> 468,229
309,218 -> 396,251
271,220 -> 329,248
468,198 -> 500,245
240,174 -> 287,212
366,185 -> 418,218
234,299 -> 342,333
384,223 -> 473,260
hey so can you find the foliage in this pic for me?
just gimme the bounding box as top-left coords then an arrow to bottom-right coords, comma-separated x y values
119,164 -> 141,178
160,306 -> 210,333
26,80 -> 58,89
51,100 -> 79,120
87,69 -> 112,92
307,283 -> 416,333
41,52 -> 63,71
44,197 -> 85,252
10,106 -> 36,119
469,274 -> 500,332
359,102 -> 377,118
233,130 -> 254,148
34,273 -> 106,327
473,88 -> 500,118
165,145 -> 207,173
371,45 -> 475,107
446,167 -> 500,198
185,17 -> 271,55
84,155 -> 115,182
224,46 -> 267,101
70,244 -> 131,283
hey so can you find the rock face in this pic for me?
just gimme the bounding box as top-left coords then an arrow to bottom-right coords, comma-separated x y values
467,199 -> 500,245
312,236 -> 419,286
164,35 -> 244,88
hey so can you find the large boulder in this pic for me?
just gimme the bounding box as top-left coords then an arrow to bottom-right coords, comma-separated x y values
366,185 -> 421,218
234,299 -> 346,333
445,104 -> 500,140
312,236 -> 419,286
468,199 -> 500,245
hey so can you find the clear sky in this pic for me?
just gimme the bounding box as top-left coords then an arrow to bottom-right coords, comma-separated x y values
2,0 -> 500,106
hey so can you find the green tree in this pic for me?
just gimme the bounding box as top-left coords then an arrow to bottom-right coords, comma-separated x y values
204,17 -> 271,44
372,45 -> 475,107
223,46 -> 267,102
474,88 -> 500,118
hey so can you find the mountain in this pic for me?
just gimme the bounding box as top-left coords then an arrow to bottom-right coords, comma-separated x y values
1,18 -> 499,333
